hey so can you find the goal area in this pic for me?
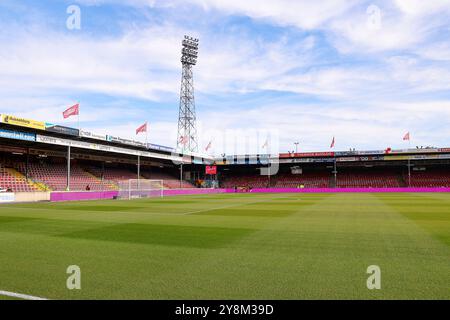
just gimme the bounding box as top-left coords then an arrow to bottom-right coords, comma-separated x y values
117,179 -> 164,200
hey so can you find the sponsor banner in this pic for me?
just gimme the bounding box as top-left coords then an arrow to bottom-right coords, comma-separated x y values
107,135 -> 146,148
36,134 -> 70,146
383,154 -> 450,161
384,155 -> 411,161
0,192 -> 15,202
337,157 -> 358,162
0,128 -> 36,142
279,152 -> 334,158
391,148 -> 439,154
148,143 -> 175,153
279,158 -> 334,164
439,148 -> 450,153
337,156 -> 384,162
205,166 -> 217,175
357,156 -> 385,161
45,123 -> 79,136
335,150 -> 384,156
35,134 -> 186,163
80,130 -> 107,141
410,154 -> 439,160
280,156 -> 388,163
299,152 -> 334,158
334,151 -> 359,156
1,114 -> 46,130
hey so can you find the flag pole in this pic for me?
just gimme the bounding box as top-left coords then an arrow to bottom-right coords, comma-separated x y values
145,122 -> 148,147
332,136 -> 337,188
77,101 -> 80,132
408,133 -> 411,187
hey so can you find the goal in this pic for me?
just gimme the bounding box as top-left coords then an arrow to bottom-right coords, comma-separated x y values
117,179 -> 164,200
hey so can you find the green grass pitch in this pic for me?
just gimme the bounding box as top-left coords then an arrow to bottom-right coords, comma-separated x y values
0,193 -> 449,300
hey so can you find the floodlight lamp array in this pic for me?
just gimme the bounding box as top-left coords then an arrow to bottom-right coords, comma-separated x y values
181,35 -> 199,65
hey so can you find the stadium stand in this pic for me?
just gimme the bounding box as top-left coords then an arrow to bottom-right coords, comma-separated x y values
406,169 -> 450,187
15,161 -> 114,191
0,164 -> 38,192
336,170 -> 401,188
2,148 -> 450,193
221,173 -> 271,188
141,171 -> 194,189
85,166 -> 138,184
275,172 -> 331,188
220,168 -> 411,189
85,165 -> 195,189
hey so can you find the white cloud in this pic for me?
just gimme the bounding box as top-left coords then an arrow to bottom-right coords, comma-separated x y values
0,24 -> 184,101
185,0 -> 359,29
394,0 -> 450,16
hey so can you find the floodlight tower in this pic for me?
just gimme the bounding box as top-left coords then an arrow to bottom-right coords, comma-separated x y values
177,35 -> 199,153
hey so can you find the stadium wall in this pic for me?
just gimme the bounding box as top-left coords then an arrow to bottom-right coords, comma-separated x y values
45,187 -> 450,202
162,188 -> 228,196
15,192 -> 50,202
50,191 -> 119,202
234,187 -> 450,193
49,188 -> 228,202
0,192 -> 50,203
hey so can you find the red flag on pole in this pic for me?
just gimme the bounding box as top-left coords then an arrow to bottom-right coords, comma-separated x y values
330,136 -> 335,149
136,122 -> 148,135
403,132 -> 410,141
63,103 -> 79,119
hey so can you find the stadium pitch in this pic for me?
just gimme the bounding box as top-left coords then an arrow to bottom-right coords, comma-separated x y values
0,193 -> 449,300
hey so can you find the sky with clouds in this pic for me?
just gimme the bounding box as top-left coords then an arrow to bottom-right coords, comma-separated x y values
0,0 -> 449,155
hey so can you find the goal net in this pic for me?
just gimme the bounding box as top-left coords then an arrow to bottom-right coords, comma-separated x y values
117,179 -> 163,200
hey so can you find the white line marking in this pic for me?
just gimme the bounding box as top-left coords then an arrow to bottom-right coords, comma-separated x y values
183,195 -> 289,215
0,290 -> 49,300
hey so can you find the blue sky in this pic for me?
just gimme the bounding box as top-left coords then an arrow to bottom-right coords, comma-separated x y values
0,0 -> 449,155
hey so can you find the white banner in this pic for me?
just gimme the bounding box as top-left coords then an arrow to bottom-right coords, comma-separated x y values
79,129 -> 107,141
0,192 -> 15,202
35,134 -> 185,162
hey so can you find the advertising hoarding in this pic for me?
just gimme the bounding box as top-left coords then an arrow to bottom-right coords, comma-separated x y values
148,143 -> 175,153
0,193 -> 15,202
79,130 -> 107,141
0,128 -> 36,142
205,166 -> 217,175
1,114 -> 46,130
45,123 -> 79,136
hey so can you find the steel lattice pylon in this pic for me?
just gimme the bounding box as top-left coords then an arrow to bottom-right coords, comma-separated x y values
177,35 -> 199,153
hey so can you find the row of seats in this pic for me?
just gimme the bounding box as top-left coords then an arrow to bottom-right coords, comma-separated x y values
405,171 -> 450,187
15,162 -> 114,191
336,172 -> 400,188
3,161 -> 195,192
141,172 -> 194,189
221,174 -> 271,188
275,172 -> 330,188
222,170 -> 450,188
0,167 -> 38,192
85,166 -> 195,189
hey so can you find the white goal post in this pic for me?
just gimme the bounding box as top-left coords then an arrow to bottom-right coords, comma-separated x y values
117,179 -> 164,200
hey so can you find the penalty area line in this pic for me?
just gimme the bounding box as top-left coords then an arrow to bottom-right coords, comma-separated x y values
0,290 -> 49,300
